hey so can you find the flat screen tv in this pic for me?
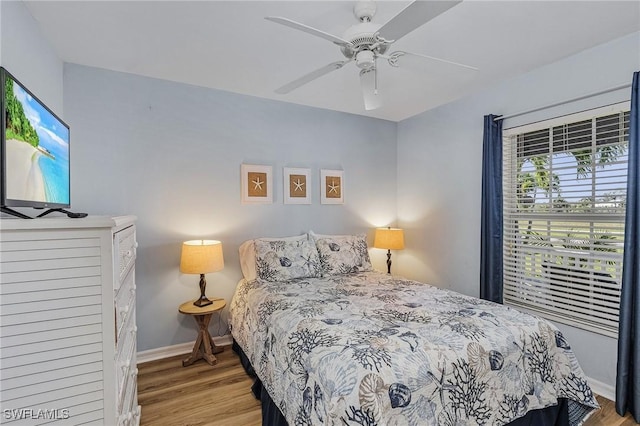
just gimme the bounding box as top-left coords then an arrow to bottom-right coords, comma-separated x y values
1,67 -> 70,217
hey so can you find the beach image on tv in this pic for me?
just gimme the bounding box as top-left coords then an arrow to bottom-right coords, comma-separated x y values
4,76 -> 69,205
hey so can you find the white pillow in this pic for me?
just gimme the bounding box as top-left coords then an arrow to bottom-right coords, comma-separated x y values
238,234 -> 307,280
309,230 -> 353,240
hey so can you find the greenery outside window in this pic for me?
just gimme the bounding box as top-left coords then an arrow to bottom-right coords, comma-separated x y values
502,103 -> 629,337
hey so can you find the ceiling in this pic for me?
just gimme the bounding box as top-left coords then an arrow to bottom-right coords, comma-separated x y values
24,1 -> 640,122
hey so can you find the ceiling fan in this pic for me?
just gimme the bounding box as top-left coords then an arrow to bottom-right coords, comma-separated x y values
266,0 -> 478,111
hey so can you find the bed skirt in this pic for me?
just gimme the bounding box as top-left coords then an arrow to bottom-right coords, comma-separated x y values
233,340 -> 288,426
232,339 -> 570,426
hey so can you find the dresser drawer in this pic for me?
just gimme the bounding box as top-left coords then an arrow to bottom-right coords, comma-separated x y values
115,268 -> 135,343
114,225 -> 136,291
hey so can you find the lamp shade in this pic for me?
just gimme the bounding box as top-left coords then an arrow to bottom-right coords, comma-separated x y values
180,240 -> 224,274
373,228 -> 405,250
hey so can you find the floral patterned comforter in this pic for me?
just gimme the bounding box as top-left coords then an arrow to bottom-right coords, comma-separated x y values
229,271 -> 598,426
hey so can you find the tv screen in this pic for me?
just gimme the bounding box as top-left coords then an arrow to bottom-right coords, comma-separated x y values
1,67 -> 70,210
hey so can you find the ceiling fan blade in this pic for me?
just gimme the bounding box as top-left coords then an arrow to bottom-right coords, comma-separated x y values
389,51 -> 478,71
265,17 -> 353,48
377,1 -> 462,43
275,61 -> 351,94
360,68 -> 381,111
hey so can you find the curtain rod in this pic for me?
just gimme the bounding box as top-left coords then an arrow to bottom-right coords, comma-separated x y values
493,83 -> 631,122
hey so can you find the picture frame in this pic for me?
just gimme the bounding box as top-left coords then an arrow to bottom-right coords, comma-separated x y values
283,167 -> 311,204
320,169 -> 344,205
241,164 -> 273,204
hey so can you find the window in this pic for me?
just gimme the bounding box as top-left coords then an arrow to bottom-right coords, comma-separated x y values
502,103 -> 629,337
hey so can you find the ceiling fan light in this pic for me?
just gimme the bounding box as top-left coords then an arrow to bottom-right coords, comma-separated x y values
356,50 -> 375,69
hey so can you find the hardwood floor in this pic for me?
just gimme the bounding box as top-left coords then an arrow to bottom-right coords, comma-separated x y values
138,346 -> 637,425
587,395 -> 638,426
137,348 -> 261,425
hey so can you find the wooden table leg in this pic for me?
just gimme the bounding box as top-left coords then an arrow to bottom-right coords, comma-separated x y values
182,313 -> 224,367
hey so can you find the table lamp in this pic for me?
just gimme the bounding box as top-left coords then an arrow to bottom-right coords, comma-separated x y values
373,227 -> 405,274
180,240 -> 224,307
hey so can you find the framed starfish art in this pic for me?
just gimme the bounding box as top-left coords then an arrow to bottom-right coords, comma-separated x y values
284,167 -> 311,205
241,164 -> 272,204
320,169 -> 344,205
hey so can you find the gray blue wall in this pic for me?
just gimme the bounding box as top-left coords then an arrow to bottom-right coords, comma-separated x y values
396,31 -> 640,393
0,1 -> 63,115
63,64 -> 398,352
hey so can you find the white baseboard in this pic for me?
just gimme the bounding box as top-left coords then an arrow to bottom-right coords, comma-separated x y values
137,335 -> 233,365
213,334 -> 234,347
587,376 -> 614,401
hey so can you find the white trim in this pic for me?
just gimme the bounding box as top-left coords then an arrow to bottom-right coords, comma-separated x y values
137,335 -> 234,365
503,101 -> 629,135
137,343 -> 192,364
496,85 -> 630,123
213,334 -> 234,347
587,376 -> 615,401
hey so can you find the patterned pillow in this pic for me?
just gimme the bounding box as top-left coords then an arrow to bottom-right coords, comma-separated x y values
239,234 -> 307,281
315,234 -> 373,276
254,238 -> 322,281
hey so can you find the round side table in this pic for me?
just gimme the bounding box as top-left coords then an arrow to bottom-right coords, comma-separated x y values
178,299 -> 226,367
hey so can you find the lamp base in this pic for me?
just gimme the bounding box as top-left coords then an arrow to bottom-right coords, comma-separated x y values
193,296 -> 213,307
193,273 -> 213,307
386,249 -> 392,274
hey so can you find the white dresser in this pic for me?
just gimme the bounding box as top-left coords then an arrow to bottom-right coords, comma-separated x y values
0,215 -> 140,426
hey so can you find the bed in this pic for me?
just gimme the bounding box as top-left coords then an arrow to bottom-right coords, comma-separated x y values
229,233 -> 599,426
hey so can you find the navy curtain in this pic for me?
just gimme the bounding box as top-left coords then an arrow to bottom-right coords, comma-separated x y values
480,114 -> 504,303
616,71 -> 640,422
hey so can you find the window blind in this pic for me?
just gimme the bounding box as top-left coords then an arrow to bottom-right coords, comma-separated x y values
502,105 -> 629,337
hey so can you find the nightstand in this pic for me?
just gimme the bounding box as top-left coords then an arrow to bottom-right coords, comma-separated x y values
178,299 -> 226,367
